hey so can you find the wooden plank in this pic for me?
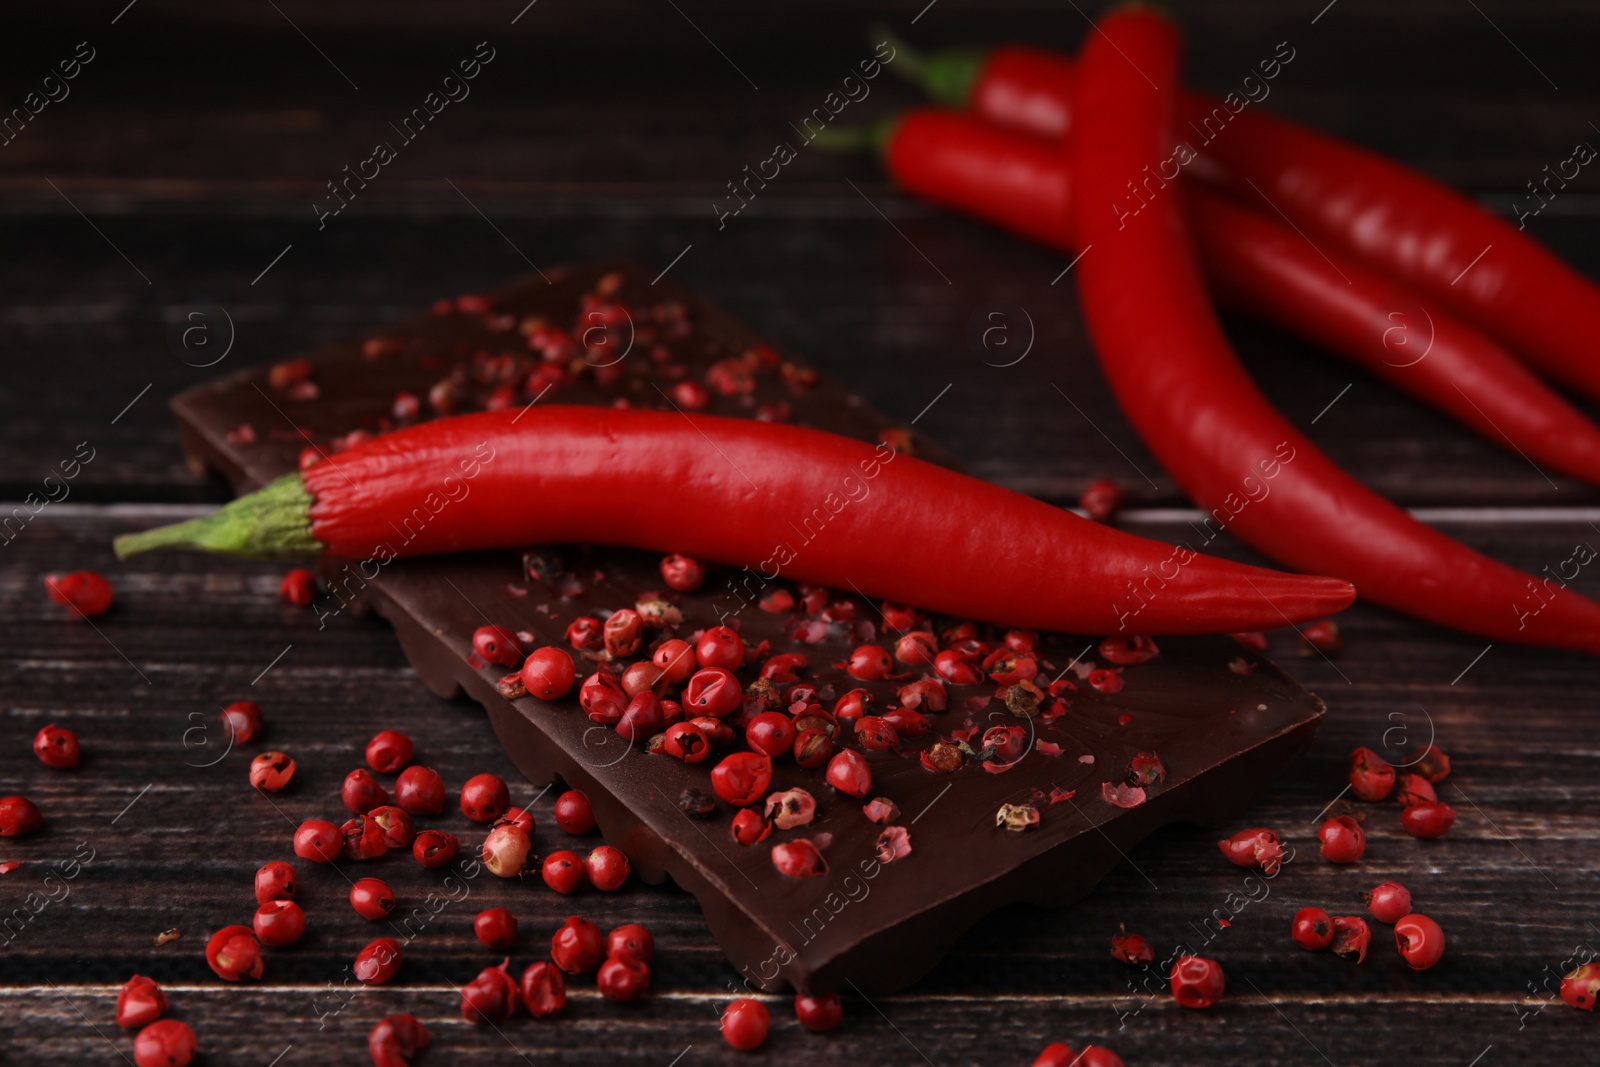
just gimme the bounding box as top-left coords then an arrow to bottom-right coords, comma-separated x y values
2,986 -> 1593,1066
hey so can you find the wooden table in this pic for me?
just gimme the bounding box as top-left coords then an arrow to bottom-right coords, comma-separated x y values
2,2 -> 1596,1063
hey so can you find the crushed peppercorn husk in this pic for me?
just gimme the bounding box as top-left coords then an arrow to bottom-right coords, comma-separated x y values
1002,679 -> 1047,717
1129,751 -> 1167,787
921,741 -> 965,774
635,597 -> 683,629
996,803 -> 1041,831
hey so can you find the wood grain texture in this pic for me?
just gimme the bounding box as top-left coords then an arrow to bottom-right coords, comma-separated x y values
4,0 -> 1600,1062
6,209 -> 1600,509
1,509 -> 1597,1062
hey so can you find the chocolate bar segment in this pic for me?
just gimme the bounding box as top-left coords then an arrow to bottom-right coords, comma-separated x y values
170,258 -> 1323,993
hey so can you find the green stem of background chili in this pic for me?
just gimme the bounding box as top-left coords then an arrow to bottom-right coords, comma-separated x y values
869,106 -> 1600,491
1070,7 -> 1600,654
115,406 -> 1355,636
898,37 -> 1600,405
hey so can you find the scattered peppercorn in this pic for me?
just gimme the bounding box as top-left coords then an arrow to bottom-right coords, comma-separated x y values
279,567 -> 317,606
730,809 -> 772,846
1292,907 -> 1334,950
598,952 -> 651,1002
394,765 -> 446,815
519,959 -> 567,1018
361,730 -> 413,776
1401,801 -> 1457,839
462,959 -> 521,1024
249,752 -> 296,792
933,649 -> 983,685
1395,773 -> 1438,807
550,789 -> 593,834
711,752 -> 774,806
1079,477 -> 1123,521
413,829 -> 460,869
606,923 -> 654,964
354,938 -> 403,984
116,975 -> 168,1029
521,647 -> 577,700
475,907 -> 518,949
1318,815 -> 1366,864
551,916 -> 605,974
368,806 -> 415,849
292,820 -> 342,863
794,991 -> 843,1031
660,553 -> 705,592
1348,746 -> 1396,801
460,772 -> 510,823
1394,913 -> 1445,970
616,691 -> 664,741
825,749 -> 872,798
1036,1045 -> 1126,1067
368,1014 -> 430,1067
1331,915 -> 1372,963
650,640 -> 696,686
44,571 -> 114,617
32,724 -> 80,769
1411,744 -> 1452,782
585,845 -> 631,891
721,998 -> 771,1051
472,624 -> 524,668
350,877 -> 397,921
206,925 -> 264,981
1110,927 -> 1155,965
1169,955 -> 1225,1008
134,1019 -> 196,1067
1364,882 -> 1413,924
541,850 -> 586,894
684,667 -> 743,717
1561,961 -> 1600,1011
1300,619 -> 1342,655
604,610 -> 643,658
771,838 -> 828,878
343,814 -> 392,861
253,900 -> 305,947
342,769 -> 389,814
793,728 -> 835,769
697,626 -> 747,671
0,795 -> 43,837
496,806 -> 536,835
482,824 -> 532,878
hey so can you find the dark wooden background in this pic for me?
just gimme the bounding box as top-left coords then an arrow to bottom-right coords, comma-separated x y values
2,1 -> 1598,1063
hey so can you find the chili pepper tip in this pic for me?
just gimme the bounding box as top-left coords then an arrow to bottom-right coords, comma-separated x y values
114,472 -> 322,560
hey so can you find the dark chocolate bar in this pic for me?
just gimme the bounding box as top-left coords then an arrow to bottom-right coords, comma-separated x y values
169,258 -> 1323,994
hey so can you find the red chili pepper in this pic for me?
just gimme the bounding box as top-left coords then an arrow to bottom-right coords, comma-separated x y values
876,107 -> 1600,490
904,38 -> 1600,403
114,406 -> 1352,635
1069,8 -> 1600,654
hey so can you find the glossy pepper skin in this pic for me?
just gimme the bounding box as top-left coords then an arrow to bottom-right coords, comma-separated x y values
1067,9 -> 1600,655
912,40 -> 1600,407
881,108 -> 1600,495
117,406 -> 1353,636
